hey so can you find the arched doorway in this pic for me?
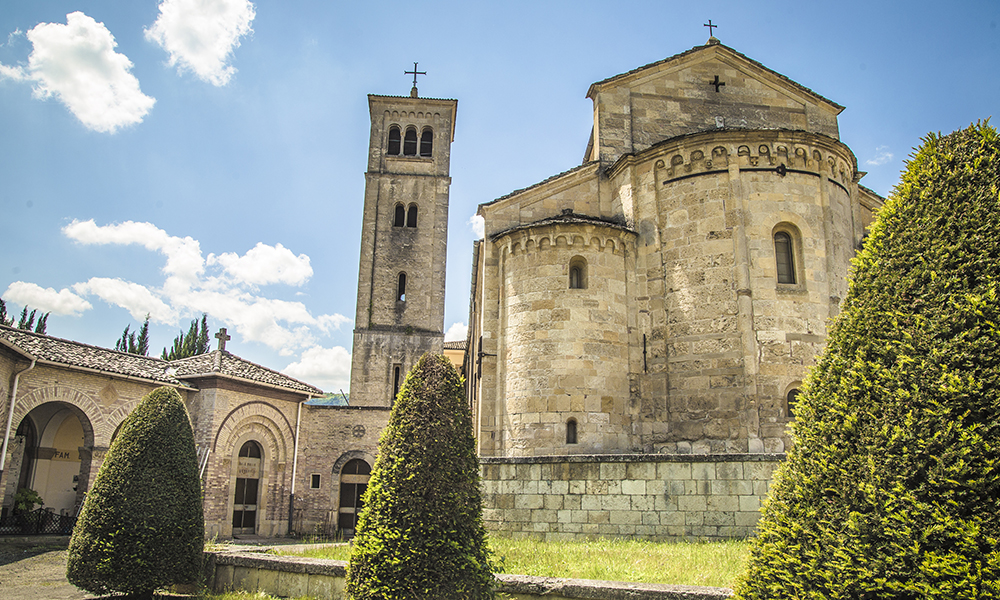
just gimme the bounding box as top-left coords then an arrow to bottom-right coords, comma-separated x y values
15,403 -> 88,516
232,440 -> 262,535
338,459 -> 371,536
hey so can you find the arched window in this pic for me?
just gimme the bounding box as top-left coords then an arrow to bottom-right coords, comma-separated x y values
569,256 -> 587,289
774,231 -> 796,284
392,364 -> 402,402
787,388 -> 801,419
393,203 -> 405,227
566,419 -> 578,445
403,127 -> 417,156
397,272 -> 406,302
419,128 -> 433,157
387,126 -> 401,156
406,204 -> 418,228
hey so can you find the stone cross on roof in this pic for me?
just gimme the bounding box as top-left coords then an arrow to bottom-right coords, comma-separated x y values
215,328 -> 231,352
704,20 -> 718,36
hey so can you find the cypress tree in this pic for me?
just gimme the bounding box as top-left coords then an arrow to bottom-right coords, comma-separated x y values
346,354 -> 497,600
67,386 -> 204,598
736,122 -> 1000,598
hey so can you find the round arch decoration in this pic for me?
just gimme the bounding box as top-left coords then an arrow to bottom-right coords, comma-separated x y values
332,450 -> 376,475
12,385 -> 104,447
213,401 -> 295,465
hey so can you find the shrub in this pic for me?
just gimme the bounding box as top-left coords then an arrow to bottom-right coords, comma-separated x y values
736,122 -> 1000,599
67,386 -> 204,598
346,353 -> 497,599
13,487 -> 44,512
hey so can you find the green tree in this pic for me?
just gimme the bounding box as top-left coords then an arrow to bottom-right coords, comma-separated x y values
736,122 -> 1000,599
0,300 -> 50,333
346,354 -> 497,600
161,314 -> 210,360
67,386 -> 204,598
116,314 -> 151,356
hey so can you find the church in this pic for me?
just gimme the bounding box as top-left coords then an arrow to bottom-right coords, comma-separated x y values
0,36 -> 881,541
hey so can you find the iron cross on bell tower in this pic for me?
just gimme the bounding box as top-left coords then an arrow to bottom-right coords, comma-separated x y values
405,62 -> 426,98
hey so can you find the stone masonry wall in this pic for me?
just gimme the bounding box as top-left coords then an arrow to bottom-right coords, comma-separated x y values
480,454 -> 782,541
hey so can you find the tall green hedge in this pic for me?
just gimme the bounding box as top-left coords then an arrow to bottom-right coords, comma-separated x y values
67,386 -> 204,598
736,122 -> 1000,599
346,353 -> 497,600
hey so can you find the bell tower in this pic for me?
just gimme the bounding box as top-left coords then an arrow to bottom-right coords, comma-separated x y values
348,91 -> 457,406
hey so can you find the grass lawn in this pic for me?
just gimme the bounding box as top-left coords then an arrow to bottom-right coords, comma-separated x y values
285,536 -> 750,589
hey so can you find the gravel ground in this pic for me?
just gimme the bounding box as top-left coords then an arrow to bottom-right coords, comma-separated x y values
0,536 -> 96,599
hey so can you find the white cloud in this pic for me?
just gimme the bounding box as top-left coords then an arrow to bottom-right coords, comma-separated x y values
0,12 -> 155,133
72,278 -> 176,322
445,322 -> 468,342
145,0 -> 255,86
469,214 -> 485,239
282,345 -> 351,393
866,145 -> 894,167
3,282 -> 92,316
63,219 -> 204,284
207,242 -> 313,286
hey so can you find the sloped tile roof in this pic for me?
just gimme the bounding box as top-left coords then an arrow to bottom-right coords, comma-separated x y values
0,325 -> 322,396
171,350 -> 323,395
0,325 -> 187,386
443,340 -> 467,351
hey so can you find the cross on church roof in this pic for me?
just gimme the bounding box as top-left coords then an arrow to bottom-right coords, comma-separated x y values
215,328 -> 231,352
704,20 -> 718,37
405,62 -> 426,98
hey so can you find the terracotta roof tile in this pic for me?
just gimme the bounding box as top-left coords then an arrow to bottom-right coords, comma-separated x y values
171,350 -> 323,395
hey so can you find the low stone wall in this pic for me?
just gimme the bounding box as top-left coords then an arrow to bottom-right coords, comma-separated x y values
203,551 -> 733,599
480,453 -> 784,541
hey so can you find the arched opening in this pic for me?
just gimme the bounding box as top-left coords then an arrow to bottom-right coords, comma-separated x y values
393,203 -> 406,227
387,125 -> 401,156
14,404 -> 87,517
774,231 -> 796,284
569,256 -> 588,289
232,440 -> 262,535
406,204 -> 418,228
403,127 -> 417,156
786,389 -> 801,419
566,419 -> 578,445
397,272 -> 406,302
419,128 -> 433,157
392,364 -> 402,403
338,459 -> 371,535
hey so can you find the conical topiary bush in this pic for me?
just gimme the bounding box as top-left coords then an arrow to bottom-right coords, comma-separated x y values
346,353 -> 497,599
736,122 -> 1000,599
67,386 -> 204,598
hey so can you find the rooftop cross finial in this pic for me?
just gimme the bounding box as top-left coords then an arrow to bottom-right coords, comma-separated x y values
704,20 -> 718,37
215,328 -> 231,352
405,62 -> 426,98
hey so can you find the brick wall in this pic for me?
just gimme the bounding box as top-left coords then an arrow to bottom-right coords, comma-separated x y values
480,453 -> 783,541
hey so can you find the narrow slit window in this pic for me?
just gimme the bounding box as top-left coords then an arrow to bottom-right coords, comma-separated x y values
387,126 -> 401,155
394,203 -> 405,227
392,364 -> 402,402
787,389 -> 801,419
403,127 -> 417,156
566,419 -> 578,444
775,232 -> 795,284
397,272 -> 406,302
569,256 -> 587,289
406,204 -> 418,228
419,128 -> 433,157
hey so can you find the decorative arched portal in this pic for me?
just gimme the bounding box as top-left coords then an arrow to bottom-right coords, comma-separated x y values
337,458 -> 371,535
232,440 -> 263,535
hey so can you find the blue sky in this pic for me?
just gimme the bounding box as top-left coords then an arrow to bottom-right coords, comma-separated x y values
1,0 -> 996,392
